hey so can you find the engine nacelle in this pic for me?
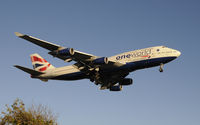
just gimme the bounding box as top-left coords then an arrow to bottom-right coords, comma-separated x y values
110,85 -> 122,91
58,48 -> 74,56
92,57 -> 108,65
119,78 -> 133,86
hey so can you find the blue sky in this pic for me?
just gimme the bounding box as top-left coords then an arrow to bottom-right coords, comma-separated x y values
0,0 -> 200,124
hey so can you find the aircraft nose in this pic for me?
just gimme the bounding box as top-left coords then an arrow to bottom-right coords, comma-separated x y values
176,50 -> 181,57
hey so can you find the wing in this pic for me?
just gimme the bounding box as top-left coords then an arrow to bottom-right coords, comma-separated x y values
15,32 -> 61,51
15,32 -> 98,62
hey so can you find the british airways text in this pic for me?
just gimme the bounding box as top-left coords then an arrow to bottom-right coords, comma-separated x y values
116,49 -> 152,60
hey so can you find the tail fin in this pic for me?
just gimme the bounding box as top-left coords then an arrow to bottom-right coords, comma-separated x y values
30,53 -> 55,72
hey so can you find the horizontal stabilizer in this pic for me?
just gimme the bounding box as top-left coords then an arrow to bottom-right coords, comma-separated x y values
14,65 -> 44,75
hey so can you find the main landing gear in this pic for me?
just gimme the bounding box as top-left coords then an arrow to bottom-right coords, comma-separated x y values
159,63 -> 164,72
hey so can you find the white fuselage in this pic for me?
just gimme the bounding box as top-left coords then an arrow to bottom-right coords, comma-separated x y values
38,46 -> 181,80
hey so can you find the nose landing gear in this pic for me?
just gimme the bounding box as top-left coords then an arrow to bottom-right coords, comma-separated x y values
159,63 -> 164,72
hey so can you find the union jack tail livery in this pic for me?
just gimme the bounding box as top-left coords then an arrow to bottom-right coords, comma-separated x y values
30,53 -> 55,72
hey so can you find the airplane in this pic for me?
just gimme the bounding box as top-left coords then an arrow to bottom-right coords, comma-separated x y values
14,32 -> 181,91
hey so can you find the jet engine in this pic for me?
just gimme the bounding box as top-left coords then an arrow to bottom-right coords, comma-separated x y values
110,85 -> 122,91
92,57 -> 108,65
119,78 -> 133,86
58,48 -> 74,56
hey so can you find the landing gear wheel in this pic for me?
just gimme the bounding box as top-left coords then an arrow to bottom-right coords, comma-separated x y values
159,63 -> 164,72
90,78 -> 94,82
95,67 -> 99,72
94,82 -> 99,85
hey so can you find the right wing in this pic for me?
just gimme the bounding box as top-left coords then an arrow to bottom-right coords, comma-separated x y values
15,32 -> 61,51
15,32 -> 98,62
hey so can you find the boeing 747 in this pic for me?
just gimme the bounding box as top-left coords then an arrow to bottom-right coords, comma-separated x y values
14,32 -> 181,91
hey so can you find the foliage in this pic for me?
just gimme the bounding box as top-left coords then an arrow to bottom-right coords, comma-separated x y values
0,98 -> 58,125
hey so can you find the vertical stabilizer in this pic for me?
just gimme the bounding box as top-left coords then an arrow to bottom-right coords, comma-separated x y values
30,53 -> 55,72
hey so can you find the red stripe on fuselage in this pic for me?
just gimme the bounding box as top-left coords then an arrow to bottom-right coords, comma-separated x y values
141,55 -> 149,57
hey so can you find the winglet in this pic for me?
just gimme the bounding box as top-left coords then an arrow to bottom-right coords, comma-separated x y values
15,32 -> 24,37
